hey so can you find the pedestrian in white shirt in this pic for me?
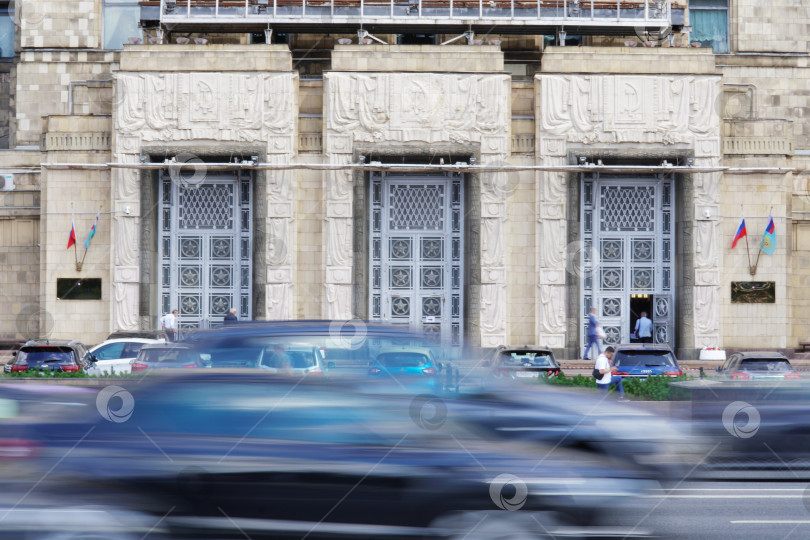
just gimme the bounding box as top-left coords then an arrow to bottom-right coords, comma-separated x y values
634,311 -> 653,344
594,346 -> 627,400
161,309 -> 178,342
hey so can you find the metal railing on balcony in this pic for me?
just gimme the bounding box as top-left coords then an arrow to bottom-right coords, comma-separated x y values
152,0 -> 676,28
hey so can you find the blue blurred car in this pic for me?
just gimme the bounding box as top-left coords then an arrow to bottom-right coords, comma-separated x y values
612,343 -> 683,379
367,346 -> 442,389
4,371 -> 660,539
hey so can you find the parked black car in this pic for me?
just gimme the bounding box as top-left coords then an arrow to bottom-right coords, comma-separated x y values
4,340 -> 91,374
486,345 -> 561,380
10,371 -> 659,539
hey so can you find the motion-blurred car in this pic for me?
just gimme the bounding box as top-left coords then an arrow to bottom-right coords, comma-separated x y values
487,345 -> 561,380
13,371 -> 659,538
715,351 -> 800,381
86,337 -> 164,376
178,320 -> 461,382
130,342 -> 208,372
4,340 -> 91,374
612,343 -> 683,378
434,383 -> 701,481
367,346 -> 441,388
256,343 -> 329,377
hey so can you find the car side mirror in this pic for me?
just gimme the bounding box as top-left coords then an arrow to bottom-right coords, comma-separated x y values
437,362 -> 444,372
327,361 -> 336,370
11,351 -> 17,357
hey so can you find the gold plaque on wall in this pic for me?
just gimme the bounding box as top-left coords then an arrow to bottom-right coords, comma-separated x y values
731,281 -> 775,304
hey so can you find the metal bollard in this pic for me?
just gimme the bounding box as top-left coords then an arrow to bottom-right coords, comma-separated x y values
699,366 -> 705,379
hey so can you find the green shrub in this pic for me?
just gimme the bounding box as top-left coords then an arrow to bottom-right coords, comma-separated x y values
543,372 -> 691,401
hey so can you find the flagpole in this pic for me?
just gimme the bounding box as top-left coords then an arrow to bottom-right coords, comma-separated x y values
742,209 -> 753,275
752,206 -> 774,274
74,236 -> 79,270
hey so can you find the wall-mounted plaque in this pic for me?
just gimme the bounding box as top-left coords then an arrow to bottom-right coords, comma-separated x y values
57,278 -> 102,300
731,281 -> 775,304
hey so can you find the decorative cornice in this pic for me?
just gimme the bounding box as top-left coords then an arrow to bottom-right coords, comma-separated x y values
44,132 -> 111,152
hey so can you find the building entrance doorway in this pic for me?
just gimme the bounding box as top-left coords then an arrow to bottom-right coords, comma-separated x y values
158,171 -> 252,330
629,294 -> 652,343
368,171 -> 464,345
580,173 -> 675,349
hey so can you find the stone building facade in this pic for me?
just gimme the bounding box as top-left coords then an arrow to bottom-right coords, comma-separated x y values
0,0 -> 808,358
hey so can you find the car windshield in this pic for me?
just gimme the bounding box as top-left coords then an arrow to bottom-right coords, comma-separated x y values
614,350 -> 676,367
740,359 -> 792,372
500,351 -> 555,367
376,352 -> 429,368
141,348 -> 198,364
16,348 -> 74,365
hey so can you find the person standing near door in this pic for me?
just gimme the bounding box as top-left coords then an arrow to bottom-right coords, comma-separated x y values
584,307 -> 602,361
161,309 -> 178,342
634,311 -> 653,344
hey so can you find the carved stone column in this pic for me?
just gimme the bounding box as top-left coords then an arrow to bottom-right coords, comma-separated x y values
535,145 -> 568,350
692,154 -> 722,348
264,154 -> 295,320
323,153 -> 354,319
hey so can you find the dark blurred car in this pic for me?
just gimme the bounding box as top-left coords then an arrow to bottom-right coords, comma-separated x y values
367,346 -> 441,388
130,342 -> 208,372
715,351 -> 800,381
12,372 -> 658,539
488,345 -> 560,380
4,340 -> 91,374
612,343 -> 683,379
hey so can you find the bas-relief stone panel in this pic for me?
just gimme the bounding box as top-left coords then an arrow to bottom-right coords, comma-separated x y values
536,73 -> 722,351
111,71 -> 298,330
324,72 -> 510,345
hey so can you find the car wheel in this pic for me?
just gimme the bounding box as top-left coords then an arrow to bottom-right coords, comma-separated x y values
430,510 -> 561,539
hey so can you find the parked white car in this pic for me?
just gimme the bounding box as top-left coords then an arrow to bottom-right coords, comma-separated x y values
86,338 -> 164,376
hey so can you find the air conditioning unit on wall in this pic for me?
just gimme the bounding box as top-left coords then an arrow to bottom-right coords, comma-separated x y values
0,174 -> 13,191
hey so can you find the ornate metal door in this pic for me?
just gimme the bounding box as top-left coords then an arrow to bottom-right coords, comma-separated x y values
369,172 -> 464,345
580,173 -> 675,349
158,172 -> 252,329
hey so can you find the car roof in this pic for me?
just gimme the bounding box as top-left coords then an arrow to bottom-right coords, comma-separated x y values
183,320 -> 427,340
22,340 -> 85,348
90,338 -> 164,351
733,351 -> 789,360
613,343 -> 675,353
497,345 -> 554,354
139,342 -> 194,350
376,346 -> 434,356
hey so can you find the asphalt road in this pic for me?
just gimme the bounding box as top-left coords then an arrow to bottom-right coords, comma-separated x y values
642,480 -> 810,539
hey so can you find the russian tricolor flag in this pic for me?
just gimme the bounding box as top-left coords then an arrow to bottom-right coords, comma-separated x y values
66,216 -> 76,249
731,218 -> 747,249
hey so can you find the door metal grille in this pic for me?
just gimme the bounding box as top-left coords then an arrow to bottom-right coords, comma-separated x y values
369,172 -> 463,345
580,173 -> 675,349
159,172 -> 252,329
